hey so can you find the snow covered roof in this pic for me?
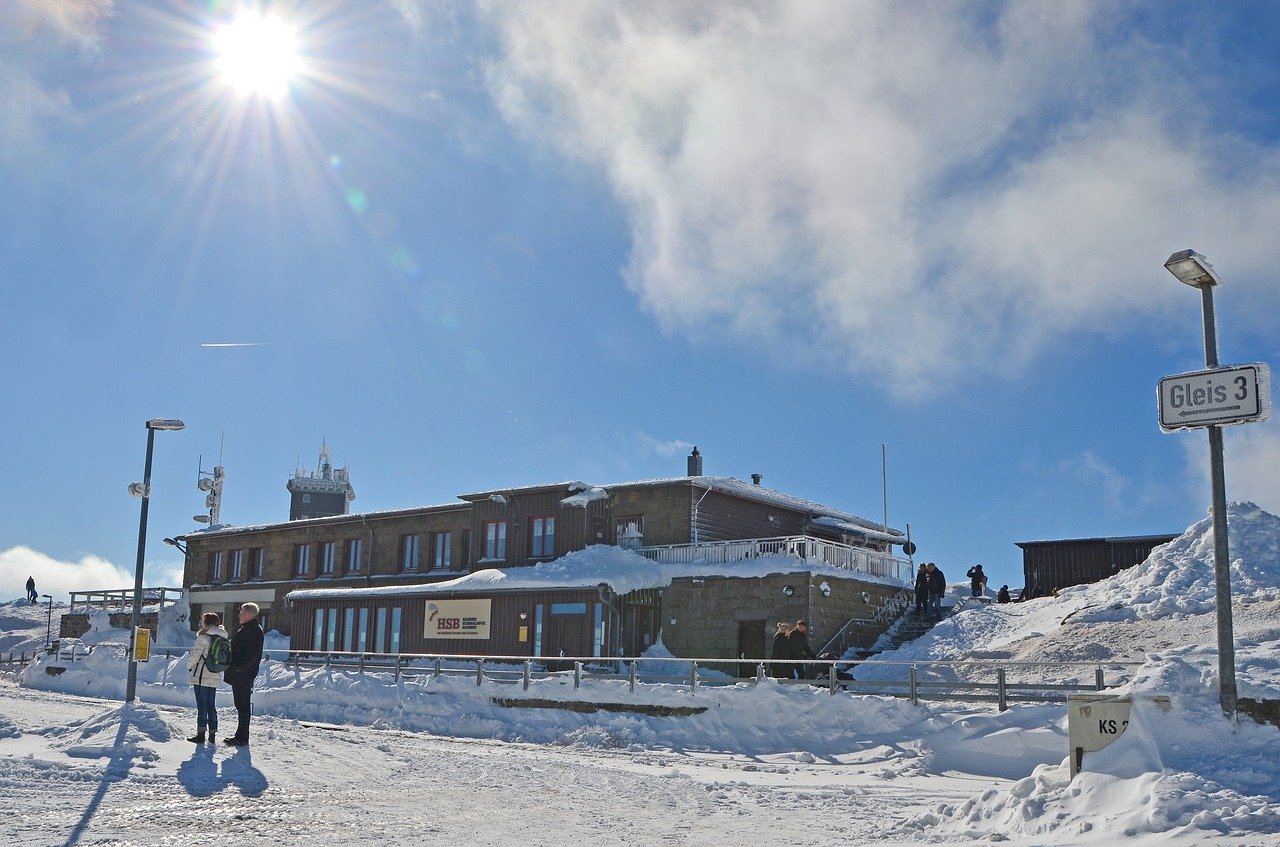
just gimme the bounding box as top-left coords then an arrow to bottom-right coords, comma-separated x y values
181,475 -> 897,541
177,502 -> 468,540
603,476 -> 901,537
808,516 -> 900,545
1014,534 -> 1178,548
286,544 -> 906,601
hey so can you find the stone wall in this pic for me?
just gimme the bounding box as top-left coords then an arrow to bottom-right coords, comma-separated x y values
609,486 -> 691,547
661,572 -> 903,661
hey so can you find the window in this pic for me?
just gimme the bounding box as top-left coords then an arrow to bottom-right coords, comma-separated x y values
594,603 -> 605,657
210,552 -> 223,582
431,531 -> 452,569
302,493 -> 311,504
326,608 -> 338,651
346,539 -> 363,573
250,548 -> 265,579
320,541 -> 336,576
533,604 -> 544,658
230,550 -> 243,580
313,608 -> 324,651
400,534 -> 420,570
483,520 -> 507,560
551,602 -> 587,615
357,608 -> 369,653
390,607 -> 402,654
295,544 -> 311,576
343,608 -> 355,652
375,608 -> 387,654
529,516 -> 555,558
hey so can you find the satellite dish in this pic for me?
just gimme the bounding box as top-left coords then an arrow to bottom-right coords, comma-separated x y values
127,482 -> 148,497
193,515 -> 211,523
198,477 -> 214,491
205,493 -> 217,508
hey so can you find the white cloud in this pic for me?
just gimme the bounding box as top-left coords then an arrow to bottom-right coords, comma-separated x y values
1062,450 -> 1129,513
0,545 -> 181,603
0,0 -> 113,166
481,2 -> 1280,397
1184,423 -> 1280,516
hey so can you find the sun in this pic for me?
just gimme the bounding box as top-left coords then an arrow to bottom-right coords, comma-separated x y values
213,12 -> 303,100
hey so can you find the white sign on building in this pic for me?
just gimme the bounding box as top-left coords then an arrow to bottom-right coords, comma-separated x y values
425,598 -> 491,640
1157,363 -> 1271,432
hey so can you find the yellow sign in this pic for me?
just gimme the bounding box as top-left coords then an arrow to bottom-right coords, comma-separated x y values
133,626 -> 151,662
425,599 -> 492,640
518,625 -> 529,643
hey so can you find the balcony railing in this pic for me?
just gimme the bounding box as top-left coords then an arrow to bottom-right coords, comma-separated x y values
637,535 -> 912,584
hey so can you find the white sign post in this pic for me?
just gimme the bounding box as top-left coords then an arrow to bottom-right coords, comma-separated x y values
1158,363 -> 1271,433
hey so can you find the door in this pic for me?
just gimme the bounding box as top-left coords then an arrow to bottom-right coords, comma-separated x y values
546,603 -> 590,670
737,619 -> 766,679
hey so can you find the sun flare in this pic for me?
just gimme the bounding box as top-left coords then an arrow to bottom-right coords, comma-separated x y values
213,12 -> 302,100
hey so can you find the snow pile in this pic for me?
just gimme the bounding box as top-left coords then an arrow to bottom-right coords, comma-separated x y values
44,703 -> 170,765
1065,501 -> 1280,622
921,697 -> 1280,841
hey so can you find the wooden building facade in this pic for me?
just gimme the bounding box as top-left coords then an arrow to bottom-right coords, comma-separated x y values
1015,534 -> 1178,596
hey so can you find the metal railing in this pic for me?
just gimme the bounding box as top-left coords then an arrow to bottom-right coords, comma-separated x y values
818,587 -> 914,657
638,536 -> 912,584
276,649 -> 1136,711
1,651 -> 39,671
67,587 -> 185,615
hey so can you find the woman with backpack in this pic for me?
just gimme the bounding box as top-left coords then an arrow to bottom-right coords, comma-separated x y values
186,612 -> 230,744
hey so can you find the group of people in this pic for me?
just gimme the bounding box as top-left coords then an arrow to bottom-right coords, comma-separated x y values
24,576 -> 38,604
769,619 -> 818,679
185,602 -> 265,747
913,561 -> 947,620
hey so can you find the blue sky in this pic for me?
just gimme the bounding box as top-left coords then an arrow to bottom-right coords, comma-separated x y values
3,0 -> 1279,600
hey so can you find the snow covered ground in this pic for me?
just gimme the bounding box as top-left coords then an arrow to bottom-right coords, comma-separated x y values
2,501 -> 1278,845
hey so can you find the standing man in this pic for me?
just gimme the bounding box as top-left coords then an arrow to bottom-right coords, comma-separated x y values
966,564 -> 987,598
926,562 -> 947,621
788,620 -> 818,680
26,576 -> 37,605
914,563 -> 928,614
223,602 -> 264,747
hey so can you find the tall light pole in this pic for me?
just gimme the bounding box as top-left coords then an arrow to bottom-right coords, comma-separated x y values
1163,250 -> 1236,716
125,418 -> 185,703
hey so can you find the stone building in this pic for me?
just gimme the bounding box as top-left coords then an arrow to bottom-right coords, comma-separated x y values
180,450 -> 914,661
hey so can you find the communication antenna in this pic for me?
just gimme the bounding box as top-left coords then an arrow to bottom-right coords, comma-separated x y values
194,435 -> 226,526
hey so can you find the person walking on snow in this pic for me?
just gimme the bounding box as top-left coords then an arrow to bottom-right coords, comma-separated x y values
223,602 -> 264,747
26,576 -> 37,604
186,612 -> 229,743
914,563 -> 928,614
926,562 -> 946,621
966,564 -> 987,598
769,621 -> 795,679
788,620 -> 818,680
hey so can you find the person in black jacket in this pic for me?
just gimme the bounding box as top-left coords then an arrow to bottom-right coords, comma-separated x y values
788,620 -> 818,680
966,564 -> 987,598
997,585 -> 1011,604
926,562 -> 946,620
223,602 -> 265,747
914,563 -> 928,614
769,621 -> 794,679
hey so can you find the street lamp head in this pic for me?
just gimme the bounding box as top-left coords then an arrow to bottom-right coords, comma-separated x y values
1164,250 -> 1221,288
146,418 -> 186,431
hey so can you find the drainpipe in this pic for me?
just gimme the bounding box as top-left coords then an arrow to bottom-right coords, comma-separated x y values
691,483 -> 712,546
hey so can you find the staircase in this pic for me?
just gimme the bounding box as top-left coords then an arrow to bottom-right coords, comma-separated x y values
879,596 -> 973,652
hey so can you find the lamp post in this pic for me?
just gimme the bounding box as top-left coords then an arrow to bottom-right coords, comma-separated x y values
1163,249 -> 1236,716
42,594 -> 53,650
125,418 -> 185,703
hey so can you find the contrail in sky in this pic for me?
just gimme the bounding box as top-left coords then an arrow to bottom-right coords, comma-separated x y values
201,342 -> 274,347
